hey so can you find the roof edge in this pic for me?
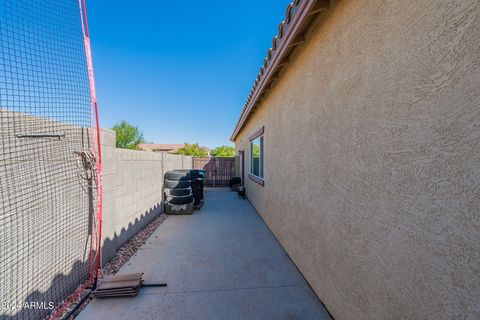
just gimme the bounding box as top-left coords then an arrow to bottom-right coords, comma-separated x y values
230,0 -> 331,141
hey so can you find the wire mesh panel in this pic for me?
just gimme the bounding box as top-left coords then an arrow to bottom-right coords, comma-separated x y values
0,1 -> 100,319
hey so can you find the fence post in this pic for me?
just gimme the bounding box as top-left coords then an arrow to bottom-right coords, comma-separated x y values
213,156 -> 216,188
161,151 -> 165,184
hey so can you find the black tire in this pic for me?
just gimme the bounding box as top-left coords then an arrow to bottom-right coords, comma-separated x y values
164,179 -> 190,189
174,169 -> 203,179
164,187 -> 191,197
165,171 -> 191,181
167,194 -> 194,205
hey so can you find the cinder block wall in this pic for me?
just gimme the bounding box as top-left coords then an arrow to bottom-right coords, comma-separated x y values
234,1 -> 480,319
101,129 -> 192,263
0,109 -> 97,317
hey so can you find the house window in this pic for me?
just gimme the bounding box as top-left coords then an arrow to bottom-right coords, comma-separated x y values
250,136 -> 264,178
248,126 -> 265,185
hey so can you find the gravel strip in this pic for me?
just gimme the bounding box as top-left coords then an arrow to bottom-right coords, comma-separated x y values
46,213 -> 168,320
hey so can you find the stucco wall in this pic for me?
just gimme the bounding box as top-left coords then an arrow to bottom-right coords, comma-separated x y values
234,1 -> 480,319
101,129 -> 192,263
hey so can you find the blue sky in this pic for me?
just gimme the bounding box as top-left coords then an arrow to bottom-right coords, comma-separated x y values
87,0 -> 292,148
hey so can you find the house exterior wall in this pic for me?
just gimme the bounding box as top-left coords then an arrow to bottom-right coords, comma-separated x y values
233,1 -> 480,319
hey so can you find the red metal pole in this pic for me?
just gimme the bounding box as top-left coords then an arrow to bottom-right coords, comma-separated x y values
49,1 -> 103,318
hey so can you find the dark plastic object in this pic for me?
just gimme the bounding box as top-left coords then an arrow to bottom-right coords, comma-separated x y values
229,177 -> 241,187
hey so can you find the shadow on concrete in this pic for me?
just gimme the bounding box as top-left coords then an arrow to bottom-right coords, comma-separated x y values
3,260 -> 90,320
4,202 -> 165,320
102,201 -> 163,264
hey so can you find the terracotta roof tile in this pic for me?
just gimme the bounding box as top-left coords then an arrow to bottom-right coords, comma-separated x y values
231,0 -> 331,140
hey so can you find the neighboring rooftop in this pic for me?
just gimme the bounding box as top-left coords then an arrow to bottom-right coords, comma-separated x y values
138,143 -> 185,153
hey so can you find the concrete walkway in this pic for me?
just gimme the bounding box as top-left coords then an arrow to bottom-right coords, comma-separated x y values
78,189 -> 331,320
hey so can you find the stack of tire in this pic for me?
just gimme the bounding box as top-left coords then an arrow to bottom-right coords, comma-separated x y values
164,171 -> 194,215
172,169 -> 205,208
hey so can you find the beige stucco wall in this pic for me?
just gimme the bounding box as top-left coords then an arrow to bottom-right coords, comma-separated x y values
234,1 -> 480,319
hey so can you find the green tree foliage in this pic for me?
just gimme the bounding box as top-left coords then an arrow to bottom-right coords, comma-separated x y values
176,143 -> 208,157
210,145 -> 236,157
252,143 -> 261,157
112,120 -> 144,149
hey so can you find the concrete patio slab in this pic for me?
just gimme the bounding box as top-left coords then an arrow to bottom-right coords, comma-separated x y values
77,188 -> 331,320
